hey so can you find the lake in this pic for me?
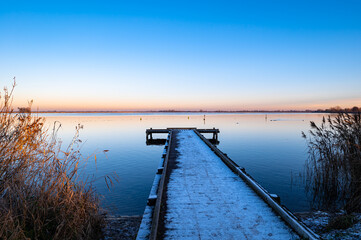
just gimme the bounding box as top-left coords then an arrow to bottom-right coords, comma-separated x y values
40,112 -> 327,215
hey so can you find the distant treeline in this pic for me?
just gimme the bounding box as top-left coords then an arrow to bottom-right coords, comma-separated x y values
314,106 -> 360,113
18,107 -> 31,113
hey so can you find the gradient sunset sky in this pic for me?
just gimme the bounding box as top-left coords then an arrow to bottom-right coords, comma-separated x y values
1,1 -> 360,111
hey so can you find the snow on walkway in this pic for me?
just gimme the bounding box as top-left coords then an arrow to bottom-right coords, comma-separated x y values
163,130 -> 299,240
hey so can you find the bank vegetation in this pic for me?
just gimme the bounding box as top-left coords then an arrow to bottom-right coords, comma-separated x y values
303,112 -> 361,213
0,82 -> 105,239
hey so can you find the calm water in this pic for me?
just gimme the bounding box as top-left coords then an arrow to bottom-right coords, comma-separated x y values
41,113 -> 326,215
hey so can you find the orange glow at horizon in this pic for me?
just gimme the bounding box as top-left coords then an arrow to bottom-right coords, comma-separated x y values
12,95 -> 361,112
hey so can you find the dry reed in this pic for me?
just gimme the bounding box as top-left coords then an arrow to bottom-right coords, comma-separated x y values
0,81 -> 105,239
303,112 -> 361,213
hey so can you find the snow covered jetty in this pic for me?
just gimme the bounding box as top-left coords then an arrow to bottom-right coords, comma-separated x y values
137,128 -> 319,240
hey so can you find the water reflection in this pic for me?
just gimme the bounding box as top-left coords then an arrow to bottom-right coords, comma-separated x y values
41,113 -> 326,215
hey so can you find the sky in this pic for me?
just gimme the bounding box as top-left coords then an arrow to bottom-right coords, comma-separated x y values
1,0 -> 360,111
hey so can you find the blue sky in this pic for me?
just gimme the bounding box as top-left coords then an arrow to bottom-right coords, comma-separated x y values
1,1 -> 360,110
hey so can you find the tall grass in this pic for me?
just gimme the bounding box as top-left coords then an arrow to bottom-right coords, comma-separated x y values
0,82 -> 105,239
303,112 -> 361,213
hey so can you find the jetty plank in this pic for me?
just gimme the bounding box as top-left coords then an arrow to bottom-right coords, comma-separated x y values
161,130 -> 297,239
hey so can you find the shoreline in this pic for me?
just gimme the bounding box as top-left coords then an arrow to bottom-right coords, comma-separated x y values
295,211 -> 361,239
104,215 -> 142,240
107,212 -> 361,240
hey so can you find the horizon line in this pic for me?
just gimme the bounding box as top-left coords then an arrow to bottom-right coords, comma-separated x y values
13,109 -> 351,114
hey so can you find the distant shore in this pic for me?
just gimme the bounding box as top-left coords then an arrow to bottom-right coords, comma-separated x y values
15,105 -> 359,114
15,110 -> 341,114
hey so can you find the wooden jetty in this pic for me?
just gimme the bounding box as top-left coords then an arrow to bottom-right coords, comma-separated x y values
137,128 -> 318,240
